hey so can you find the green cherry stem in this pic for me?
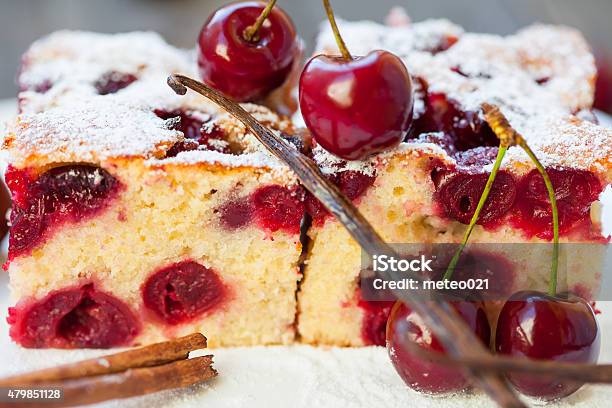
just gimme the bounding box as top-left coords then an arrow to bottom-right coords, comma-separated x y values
443,145 -> 508,281
519,142 -> 560,296
322,0 -> 352,61
480,103 -> 560,296
243,0 -> 277,42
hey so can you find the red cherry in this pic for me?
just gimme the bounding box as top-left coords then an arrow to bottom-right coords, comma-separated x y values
305,170 -> 375,224
94,71 -> 138,95
8,284 -> 140,348
434,168 -> 517,227
299,50 -> 414,160
495,291 -> 600,401
197,1 -> 298,102
512,168 -> 602,238
251,185 -> 304,234
142,261 -> 226,325
386,301 -> 491,394
6,165 -> 120,259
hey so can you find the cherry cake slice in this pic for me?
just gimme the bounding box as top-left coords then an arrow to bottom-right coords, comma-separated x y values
6,31 -> 306,348
298,16 -> 610,346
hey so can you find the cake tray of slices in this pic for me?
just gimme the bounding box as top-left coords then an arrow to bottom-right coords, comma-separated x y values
0,0 -> 611,407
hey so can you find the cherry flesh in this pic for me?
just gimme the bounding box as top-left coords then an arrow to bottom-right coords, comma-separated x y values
217,185 -> 304,234
6,165 -> 120,259
495,291 -> 600,401
8,284 -> 140,348
154,108 -> 230,154
94,71 -> 138,95
387,300 -> 491,394
358,298 -> 395,346
299,50 -> 414,160
512,168 -> 602,238
251,185 -> 305,234
305,170 -> 375,224
197,1 -> 298,102
142,260 -> 226,325
434,168 -> 517,227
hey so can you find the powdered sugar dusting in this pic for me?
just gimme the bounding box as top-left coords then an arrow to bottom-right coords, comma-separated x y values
18,31 -> 193,114
7,99 -> 181,165
5,31 -> 297,174
314,17 -> 610,178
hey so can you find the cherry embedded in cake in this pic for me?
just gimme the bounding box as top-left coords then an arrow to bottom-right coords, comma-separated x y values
154,108 -> 231,153
6,30 -> 306,348
6,165 -> 121,259
8,283 -> 140,348
434,168 -> 517,227
94,71 -> 138,95
142,261 -> 226,325
512,168 -> 603,238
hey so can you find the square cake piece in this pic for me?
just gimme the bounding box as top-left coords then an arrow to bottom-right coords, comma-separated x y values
297,17 -> 611,346
4,31 -> 305,348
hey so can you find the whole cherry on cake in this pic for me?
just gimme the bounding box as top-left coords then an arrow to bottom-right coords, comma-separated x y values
299,0 -> 414,160
386,300 -> 490,394
495,291 -> 600,401
197,0 -> 298,101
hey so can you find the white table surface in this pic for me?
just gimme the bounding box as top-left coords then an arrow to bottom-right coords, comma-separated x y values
0,100 -> 610,408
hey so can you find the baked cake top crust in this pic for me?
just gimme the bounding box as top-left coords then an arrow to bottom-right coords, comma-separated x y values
5,31 -> 298,176
4,20 -> 612,181
311,18 -> 611,180
17,31 -> 191,113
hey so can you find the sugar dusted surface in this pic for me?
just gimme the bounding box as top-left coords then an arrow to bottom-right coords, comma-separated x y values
7,99 -> 181,165
315,17 -> 611,177
6,31 -> 297,173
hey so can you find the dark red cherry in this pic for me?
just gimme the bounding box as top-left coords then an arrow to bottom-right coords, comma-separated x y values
305,170 -> 375,224
435,169 -> 516,227
94,71 -> 138,95
6,165 -> 120,259
8,284 -> 140,348
495,291 -> 600,401
358,298 -> 394,346
386,301 -> 491,394
142,261 -> 226,325
251,185 -> 304,234
512,168 -> 602,238
299,50 -> 414,160
197,1 -> 298,102
155,108 -> 230,153
218,197 -> 253,230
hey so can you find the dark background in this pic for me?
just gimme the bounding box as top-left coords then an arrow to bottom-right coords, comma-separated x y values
0,0 -> 611,110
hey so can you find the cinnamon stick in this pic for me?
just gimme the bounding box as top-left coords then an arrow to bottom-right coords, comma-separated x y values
0,356 -> 217,408
167,74 -> 525,407
0,333 -> 207,387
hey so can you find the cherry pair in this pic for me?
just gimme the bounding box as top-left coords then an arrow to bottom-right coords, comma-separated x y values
386,292 -> 600,401
197,0 -> 413,161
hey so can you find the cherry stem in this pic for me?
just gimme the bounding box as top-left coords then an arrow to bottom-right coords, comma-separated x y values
322,0 -> 352,60
480,103 -> 560,296
443,144 -> 508,281
243,0 -> 277,42
519,142 -> 559,296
